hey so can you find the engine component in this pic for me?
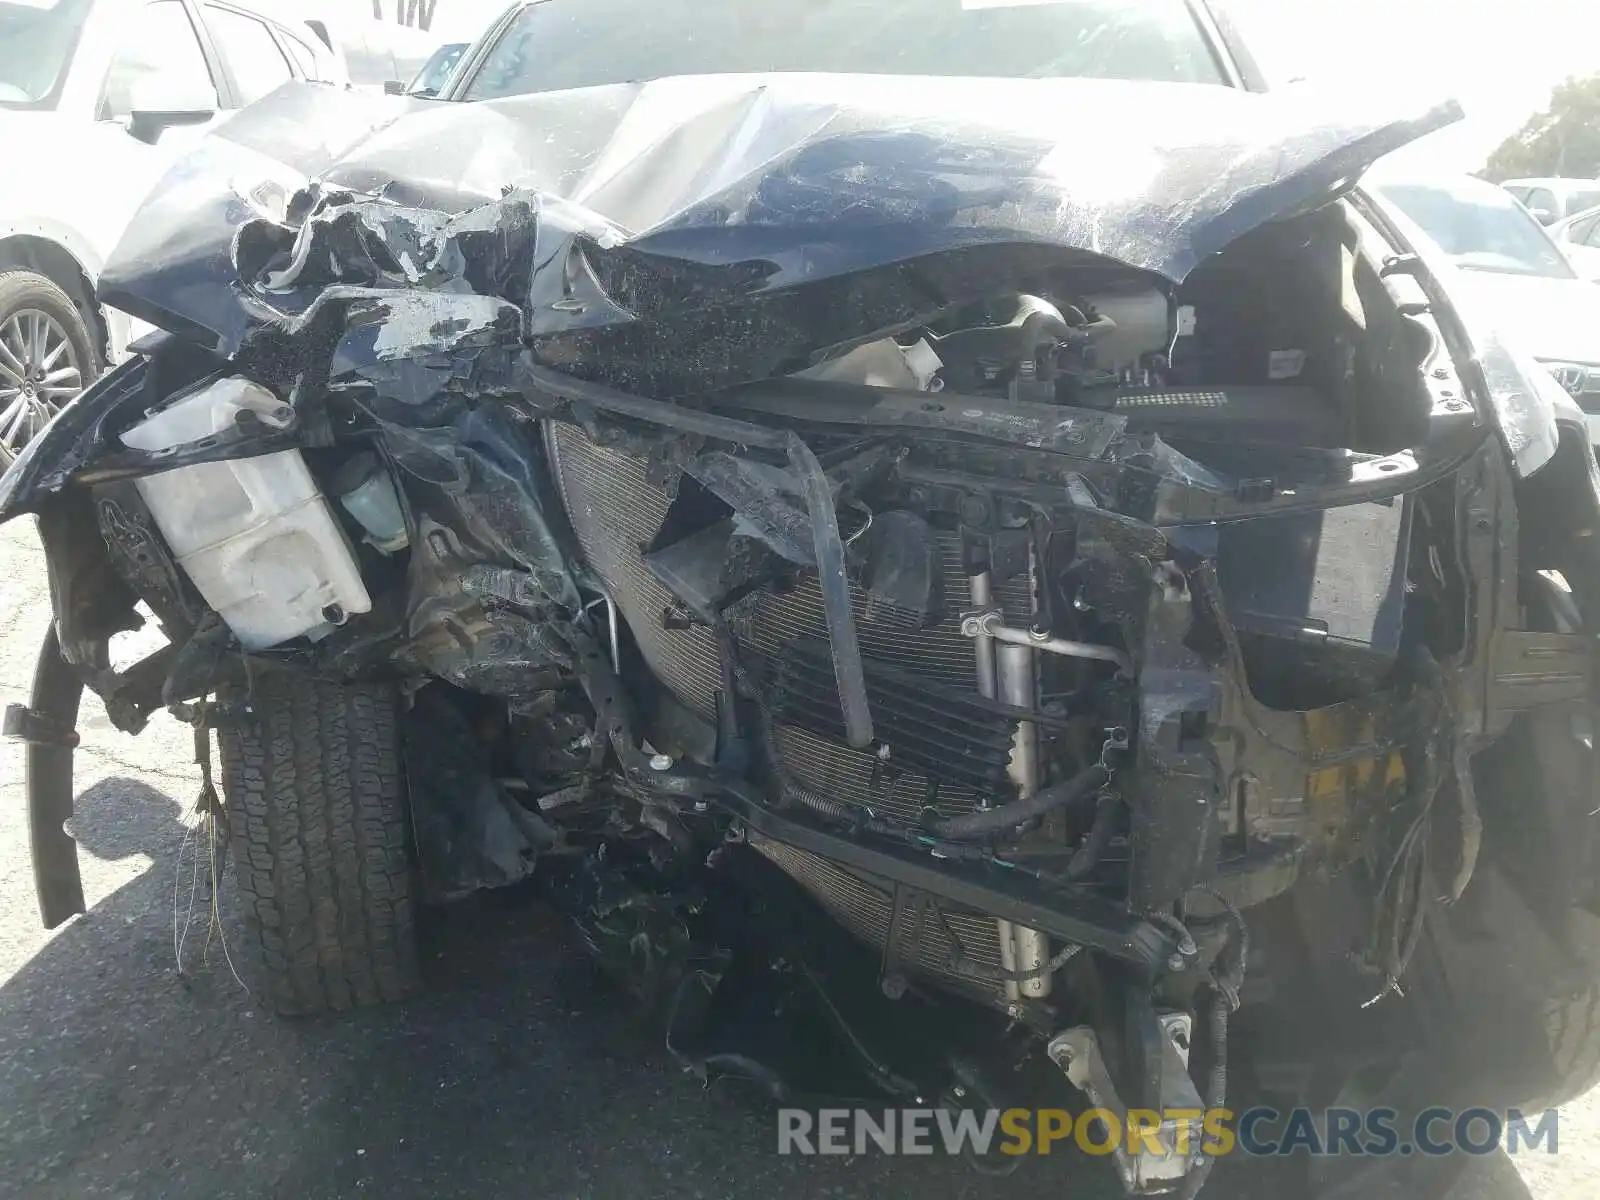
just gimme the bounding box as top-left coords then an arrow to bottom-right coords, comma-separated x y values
968,560 -> 1059,1003
403,688 -> 554,902
853,509 -> 944,628
997,614 -> 1048,1001
333,452 -> 410,553
970,572 -> 999,700
546,421 -> 1030,741
794,336 -> 943,392
1216,498 -> 1414,706
92,480 -> 200,631
924,761 -> 1109,842
931,294 -> 1077,403
1074,282 -> 1172,384
1111,383 -> 1346,447
959,609 -> 1132,673
118,377 -> 370,648
749,832 -> 1010,1000
548,424 -> 1049,998
768,636 -> 1019,797
1048,1014 -> 1205,1195
1000,921 -> 1050,1001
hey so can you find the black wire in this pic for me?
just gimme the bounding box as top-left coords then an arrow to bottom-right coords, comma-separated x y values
1175,886 -> 1248,1200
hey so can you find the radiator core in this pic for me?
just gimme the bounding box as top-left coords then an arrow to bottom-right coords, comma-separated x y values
547,423 -> 1029,990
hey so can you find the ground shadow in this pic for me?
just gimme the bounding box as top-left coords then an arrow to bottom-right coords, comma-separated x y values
0,775 -> 1537,1200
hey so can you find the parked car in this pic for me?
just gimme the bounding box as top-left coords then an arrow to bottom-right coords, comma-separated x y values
1367,172 -> 1600,440
7,4 -> 1600,1198
1500,176 -> 1600,225
437,0 -> 1269,99
314,12 -> 438,95
0,0 -> 346,462
395,39 -> 466,97
1550,203 -> 1600,282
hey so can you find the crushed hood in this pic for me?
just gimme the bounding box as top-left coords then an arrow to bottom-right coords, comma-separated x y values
100,75 -> 1460,392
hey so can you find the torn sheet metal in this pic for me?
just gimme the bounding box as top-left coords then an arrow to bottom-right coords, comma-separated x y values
389,403 -> 580,608
99,77 -> 1459,396
683,452 -> 816,567
403,688 -> 556,901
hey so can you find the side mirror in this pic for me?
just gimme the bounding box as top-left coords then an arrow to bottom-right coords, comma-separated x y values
126,79 -> 215,144
1530,207 -> 1557,226
383,80 -> 405,96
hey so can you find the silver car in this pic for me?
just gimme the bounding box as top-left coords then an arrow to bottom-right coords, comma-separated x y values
1501,176 -> 1600,225
1550,203 -> 1600,283
1370,172 -> 1600,437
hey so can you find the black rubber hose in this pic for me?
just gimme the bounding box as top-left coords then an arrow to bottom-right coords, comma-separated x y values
25,626 -> 86,928
1066,789 -> 1122,880
925,762 -> 1109,841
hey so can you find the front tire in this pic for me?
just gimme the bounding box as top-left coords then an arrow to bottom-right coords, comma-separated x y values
218,675 -> 420,1014
0,269 -> 98,466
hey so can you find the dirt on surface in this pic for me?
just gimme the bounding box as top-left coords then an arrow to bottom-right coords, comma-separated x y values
0,517 -> 1592,1200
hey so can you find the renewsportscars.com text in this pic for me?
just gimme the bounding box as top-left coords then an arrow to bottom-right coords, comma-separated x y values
777,1106 -> 1560,1159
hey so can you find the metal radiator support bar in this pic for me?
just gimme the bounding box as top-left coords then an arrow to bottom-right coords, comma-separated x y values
960,608 -> 1132,674
973,563 -> 1053,1002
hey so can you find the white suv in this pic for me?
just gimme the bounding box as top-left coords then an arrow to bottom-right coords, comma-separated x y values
0,0 -> 344,462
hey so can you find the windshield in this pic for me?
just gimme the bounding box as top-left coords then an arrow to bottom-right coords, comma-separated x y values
462,0 -> 1225,101
408,42 -> 465,96
1567,189 -> 1600,216
1373,178 -> 1578,280
0,0 -> 94,109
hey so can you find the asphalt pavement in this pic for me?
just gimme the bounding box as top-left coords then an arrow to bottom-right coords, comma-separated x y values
0,515 -> 1595,1199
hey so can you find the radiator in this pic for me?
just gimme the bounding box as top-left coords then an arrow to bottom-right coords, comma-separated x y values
546,422 -> 1029,991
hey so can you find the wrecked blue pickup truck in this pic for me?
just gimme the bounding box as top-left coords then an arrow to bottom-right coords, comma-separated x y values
5,55 -> 1600,1199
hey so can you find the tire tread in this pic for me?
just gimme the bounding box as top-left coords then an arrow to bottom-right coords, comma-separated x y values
218,676 -> 418,1015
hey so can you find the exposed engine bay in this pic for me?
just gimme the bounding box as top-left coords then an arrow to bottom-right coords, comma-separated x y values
6,81 -> 1600,1198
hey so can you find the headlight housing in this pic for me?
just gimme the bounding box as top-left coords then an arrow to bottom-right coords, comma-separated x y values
1540,360 -> 1600,399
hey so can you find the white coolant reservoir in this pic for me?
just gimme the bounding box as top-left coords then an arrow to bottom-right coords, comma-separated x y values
120,377 -> 371,649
